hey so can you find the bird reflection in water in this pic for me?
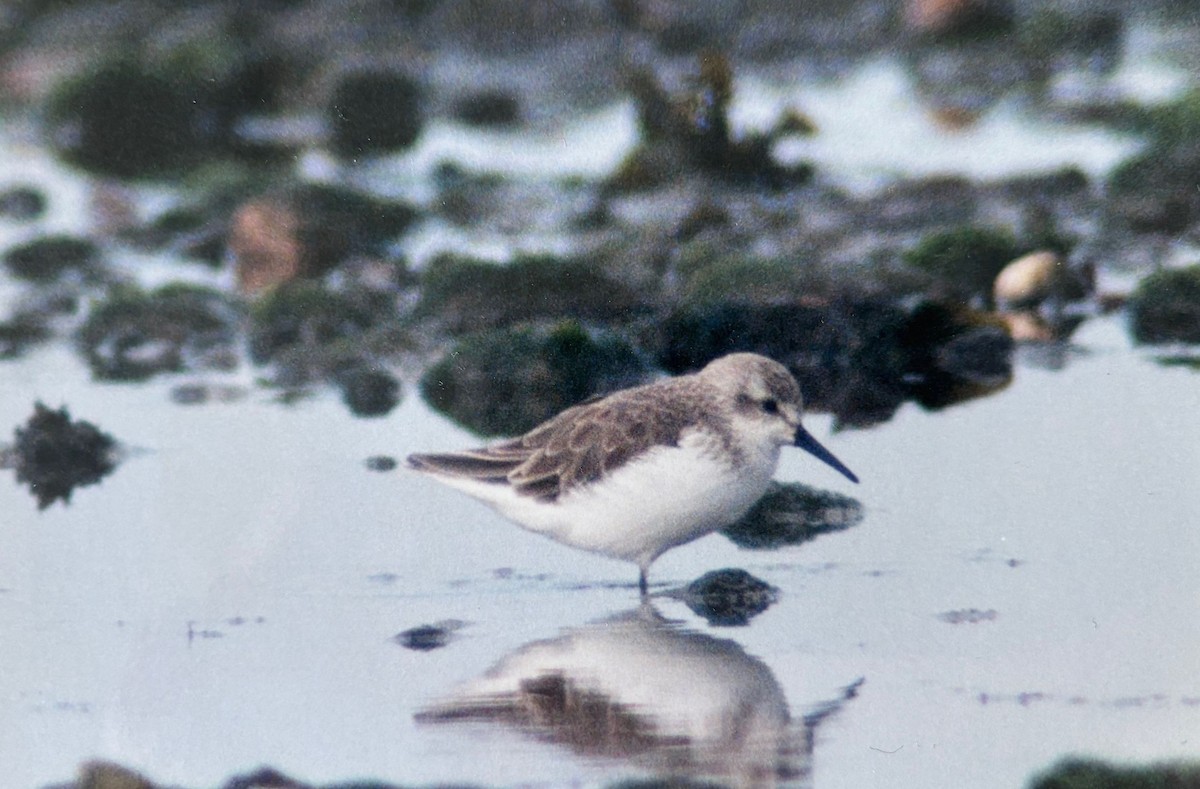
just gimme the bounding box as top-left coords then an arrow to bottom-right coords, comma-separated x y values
416,603 -> 862,787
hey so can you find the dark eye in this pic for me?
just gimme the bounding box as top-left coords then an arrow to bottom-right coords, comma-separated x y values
762,398 -> 779,415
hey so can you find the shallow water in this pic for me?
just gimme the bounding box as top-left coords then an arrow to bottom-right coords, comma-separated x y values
1,314 -> 1198,788
3,24 -> 1200,785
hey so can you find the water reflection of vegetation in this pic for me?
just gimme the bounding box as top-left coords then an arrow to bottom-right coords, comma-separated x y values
673,568 -> 779,627
721,482 -> 864,551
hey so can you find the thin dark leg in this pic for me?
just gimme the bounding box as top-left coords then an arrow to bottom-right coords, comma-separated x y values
638,567 -> 648,597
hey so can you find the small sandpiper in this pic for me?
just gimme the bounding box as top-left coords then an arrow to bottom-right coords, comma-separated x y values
407,352 -> 859,594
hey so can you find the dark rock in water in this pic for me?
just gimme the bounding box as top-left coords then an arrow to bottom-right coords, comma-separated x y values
0,185 -> 47,221
654,298 -> 1013,429
722,482 -> 864,551
416,254 -> 647,335
420,321 -> 651,437
1028,757 -> 1200,789
76,285 -> 242,382
364,455 -> 398,472
328,69 -> 425,159
3,235 -> 102,283
678,569 -> 778,627
9,403 -> 117,510
1128,265 -> 1200,345
452,88 -> 522,127
395,622 -> 463,652
46,60 -> 211,179
903,225 -> 1024,301
229,185 -> 419,294
0,312 -> 52,360
338,367 -> 402,418
248,282 -> 404,374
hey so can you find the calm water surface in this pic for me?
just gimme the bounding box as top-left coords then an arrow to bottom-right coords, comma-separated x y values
1,315 -> 1198,788
1,41 -> 1199,787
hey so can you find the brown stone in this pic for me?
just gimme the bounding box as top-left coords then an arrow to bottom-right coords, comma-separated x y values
229,197 -> 303,295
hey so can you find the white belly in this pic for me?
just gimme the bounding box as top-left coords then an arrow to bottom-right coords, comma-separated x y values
486,435 -> 779,566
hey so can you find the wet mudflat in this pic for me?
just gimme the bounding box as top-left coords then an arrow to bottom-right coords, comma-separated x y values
2,316 -> 1198,788
1,2 -> 1200,787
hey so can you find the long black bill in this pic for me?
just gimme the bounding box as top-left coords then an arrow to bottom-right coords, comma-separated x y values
794,425 -> 859,484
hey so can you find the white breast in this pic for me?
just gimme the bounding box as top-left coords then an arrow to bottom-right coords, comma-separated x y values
487,430 -> 781,566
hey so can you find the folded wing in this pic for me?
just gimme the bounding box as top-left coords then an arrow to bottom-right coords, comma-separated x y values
408,386 -> 696,502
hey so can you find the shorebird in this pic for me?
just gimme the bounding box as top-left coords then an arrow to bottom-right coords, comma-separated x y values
407,353 -> 858,594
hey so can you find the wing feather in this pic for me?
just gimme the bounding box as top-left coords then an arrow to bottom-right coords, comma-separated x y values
408,379 -> 711,502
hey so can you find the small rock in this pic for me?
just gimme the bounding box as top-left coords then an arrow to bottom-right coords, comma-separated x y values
452,88 -> 522,127
0,312 -> 52,359
338,367 -> 401,418
3,235 -> 102,283
993,250 -> 1091,310
394,620 -> 466,651
678,569 -> 778,627
229,197 -> 302,294
9,403 -> 117,510
365,455 -> 397,472
1128,264 -> 1200,345
46,60 -> 211,179
328,69 -> 424,159
247,281 -> 401,370
0,185 -> 47,221
76,284 -> 242,382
